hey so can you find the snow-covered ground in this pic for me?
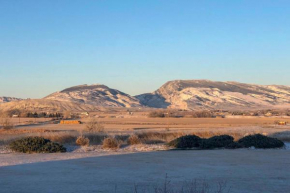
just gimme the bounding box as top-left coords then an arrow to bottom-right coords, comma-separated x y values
284,142 -> 290,149
1,149 -> 290,193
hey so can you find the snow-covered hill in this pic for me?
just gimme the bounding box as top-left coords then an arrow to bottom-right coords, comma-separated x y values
44,84 -> 141,108
136,80 -> 290,110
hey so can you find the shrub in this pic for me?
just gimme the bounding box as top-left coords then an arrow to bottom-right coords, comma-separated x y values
128,135 -> 141,145
200,135 -> 234,149
102,137 -> 119,149
76,136 -> 90,146
168,135 -> 202,149
9,137 -> 66,153
40,142 -> 67,153
238,134 -> 284,149
190,111 -> 214,118
148,111 -> 165,118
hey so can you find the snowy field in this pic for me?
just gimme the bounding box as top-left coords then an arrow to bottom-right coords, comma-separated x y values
1,148 -> 290,193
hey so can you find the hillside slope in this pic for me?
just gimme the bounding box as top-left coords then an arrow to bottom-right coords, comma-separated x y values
44,84 -> 141,108
136,80 -> 290,110
0,99 -> 99,112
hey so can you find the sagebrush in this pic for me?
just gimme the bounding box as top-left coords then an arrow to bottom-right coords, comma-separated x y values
76,136 -> 90,146
102,137 -> 119,149
9,137 -> 66,153
128,135 -> 142,145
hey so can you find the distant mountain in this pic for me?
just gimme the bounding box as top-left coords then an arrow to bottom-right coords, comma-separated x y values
2,81 -> 290,112
136,80 -> 290,110
44,84 -> 142,108
0,97 -> 22,104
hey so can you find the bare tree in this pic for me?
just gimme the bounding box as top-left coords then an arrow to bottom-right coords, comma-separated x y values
85,117 -> 105,133
0,118 -> 14,130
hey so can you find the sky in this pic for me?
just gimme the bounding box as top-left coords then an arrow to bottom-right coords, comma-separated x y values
0,0 -> 290,99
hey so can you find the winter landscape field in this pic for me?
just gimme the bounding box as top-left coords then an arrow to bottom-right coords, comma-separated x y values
1,113 -> 290,192
2,1 -> 290,192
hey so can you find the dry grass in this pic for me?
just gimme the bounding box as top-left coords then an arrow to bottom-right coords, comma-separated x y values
191,131 -> 246,141
39,131 -> 77,144
40,131 -> 110,145
0,134 -> 29,145
0,129 -> 110,146
76,136 -> 90,146
102,137 -> 119,149
137,132 -> 185,144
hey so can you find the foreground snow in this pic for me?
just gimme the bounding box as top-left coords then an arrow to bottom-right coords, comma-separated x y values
1,149 -> 290,193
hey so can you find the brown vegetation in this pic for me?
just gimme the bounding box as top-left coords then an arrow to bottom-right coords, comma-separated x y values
102,137 -> 119,149
76,136 -> 90,146
128,134 -> 142,145
148,110 -> 166,118
137,132 -> 185,144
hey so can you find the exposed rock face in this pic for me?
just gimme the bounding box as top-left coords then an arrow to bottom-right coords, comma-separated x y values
44,84 -> 141,108
136,80 -> 290,110
0,97 -> 22,104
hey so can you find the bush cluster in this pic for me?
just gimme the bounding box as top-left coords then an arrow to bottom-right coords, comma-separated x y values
9,137 -> 66,153
168,135 -> 202,149
238,134 -> 285,149
200,135 -> 234,149
168,134 -> 284,149
148,111 -> 165,118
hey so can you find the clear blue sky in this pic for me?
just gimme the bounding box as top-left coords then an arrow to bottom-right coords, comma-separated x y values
1,0 -> 290,98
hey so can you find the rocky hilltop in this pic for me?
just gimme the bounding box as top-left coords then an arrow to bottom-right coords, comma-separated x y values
0,97 -> 22,104
136,80 -> 290,110
44,84 -> 141,108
